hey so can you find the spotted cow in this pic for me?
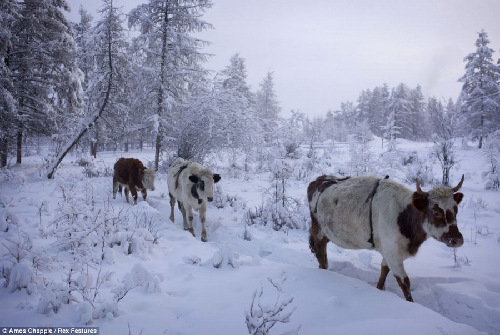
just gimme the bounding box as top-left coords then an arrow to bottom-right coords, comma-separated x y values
308,175 -> 464,302
167,157 -> 221,242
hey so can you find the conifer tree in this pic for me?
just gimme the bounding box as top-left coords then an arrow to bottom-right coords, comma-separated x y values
255,72 -> 281,144
128,0 -> 213,170
0,0 -> 20,167
10,0 -> 82,164
459,29 -> 500,148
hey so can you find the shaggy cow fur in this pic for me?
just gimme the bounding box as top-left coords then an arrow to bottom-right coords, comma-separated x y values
308,174 -> 464,302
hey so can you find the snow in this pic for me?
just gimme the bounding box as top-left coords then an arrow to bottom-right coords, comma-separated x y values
1,139 -> 499,335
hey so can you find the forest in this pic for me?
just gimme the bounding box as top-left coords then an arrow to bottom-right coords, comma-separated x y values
1,1 -> 500,334
1,0 -> 499,178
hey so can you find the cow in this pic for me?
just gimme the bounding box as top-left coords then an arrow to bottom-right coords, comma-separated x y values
308,174 -> 464,302
167,157 -> 221,242
113,158 -> 156,204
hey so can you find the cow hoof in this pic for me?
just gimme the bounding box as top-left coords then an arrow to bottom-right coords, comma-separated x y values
201,237 -> 207,242
188,228 -> 196,237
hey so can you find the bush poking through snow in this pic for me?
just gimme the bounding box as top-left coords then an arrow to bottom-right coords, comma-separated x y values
7,262 -> 36,294
114,263 -> 163,303
403,152 -> 435,186
212,244 -> 239,269
245,273 -> 301,335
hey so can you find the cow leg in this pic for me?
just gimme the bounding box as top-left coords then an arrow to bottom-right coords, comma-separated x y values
179,202 -> 195,237
395,276 -> 413,302
309,217 -> 329,269
376,259 -> 390,290
200,203 -> 208,242
185,204 -> 195,237
178,202 -> 189,231
385,258 -> 413,302
141,188 -> 147,201
124,187 -> 130,203
112,179 -> 118,199
129,187 -> 139,205
169,194 -> 175,222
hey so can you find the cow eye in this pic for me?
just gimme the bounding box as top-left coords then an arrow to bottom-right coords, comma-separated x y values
433,211 -> 440,216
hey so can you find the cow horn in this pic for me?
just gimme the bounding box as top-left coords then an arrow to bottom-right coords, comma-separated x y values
452,174 -> 465,192
415,179 -> 427,195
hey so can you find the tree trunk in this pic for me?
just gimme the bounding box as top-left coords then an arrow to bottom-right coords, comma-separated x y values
16,121 -> 23,164
90,141 -> 98,158
154,134 -> 161,171
0,137 -> 7,167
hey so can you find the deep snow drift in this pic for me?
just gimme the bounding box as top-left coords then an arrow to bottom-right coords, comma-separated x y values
0,139 -> 499,335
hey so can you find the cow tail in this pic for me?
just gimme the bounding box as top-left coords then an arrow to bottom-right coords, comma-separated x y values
309,211 -> 320,256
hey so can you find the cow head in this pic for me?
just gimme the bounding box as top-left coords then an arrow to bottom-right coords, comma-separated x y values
412,175 -> 464,248
142,169 -> 156,191
189,172 -> 221,203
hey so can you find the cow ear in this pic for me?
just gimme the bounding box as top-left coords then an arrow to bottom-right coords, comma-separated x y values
412,192 -> 428,211
213,174 -> 221,183
189,175 -> 199,183
454,192 -> 464,204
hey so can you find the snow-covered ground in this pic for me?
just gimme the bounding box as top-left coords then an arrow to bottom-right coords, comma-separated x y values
1,139 -> 499,335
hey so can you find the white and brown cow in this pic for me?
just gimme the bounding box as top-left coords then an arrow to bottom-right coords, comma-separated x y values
308,174 -> 464,302
167,157 -> 221,242
113,158 -> 156,204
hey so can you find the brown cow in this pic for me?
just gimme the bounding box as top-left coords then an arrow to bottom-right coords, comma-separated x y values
113,158 -> 156,204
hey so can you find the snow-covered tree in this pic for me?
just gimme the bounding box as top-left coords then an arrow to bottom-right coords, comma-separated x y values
356,89 -> 372,125
255,71 -> 280,144
212,54 -> 258,159
386,83 -> 412,140
429,98 -> 459,186
349,119 -> 373,175
0,0 -> 20,167
409,85 -> 426,140
381,109 -> 400,152
482,129 -> 500,190
128,0 -> 213,170
87,0 -> 132,156
369,84 -> 390,137
459,29 -> 500,148
9,0 -> 82,164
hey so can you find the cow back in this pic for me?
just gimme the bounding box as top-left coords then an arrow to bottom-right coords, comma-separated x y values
114,158 -> 146,189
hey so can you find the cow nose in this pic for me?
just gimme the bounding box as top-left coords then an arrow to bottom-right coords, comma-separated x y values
451,237 -> 464,248
207,197 -> 213,202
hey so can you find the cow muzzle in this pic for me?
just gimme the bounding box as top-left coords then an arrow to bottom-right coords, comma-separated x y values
439,225 -> 464,248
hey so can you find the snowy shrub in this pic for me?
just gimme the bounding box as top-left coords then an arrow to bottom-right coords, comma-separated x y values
79,301 -> 94,324
245,158 -> 305,231
75,154 -> 93,167
245,273 -> 301,335
0,168 -> 23,185
212,244 -> 240,269
2,231 -> 33,264
92,302 -> 119,321
482,131 -> 500,190
114,263 -> 163,303
403,152 -> 435,186
7,261 -> 36,294
0,205 -> 20,233
466,195 -> 488,211
244,203 -> 304,232
212,184 -> 246,210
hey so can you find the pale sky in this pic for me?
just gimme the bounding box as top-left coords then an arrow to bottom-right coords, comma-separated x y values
65,0 -> 500,117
